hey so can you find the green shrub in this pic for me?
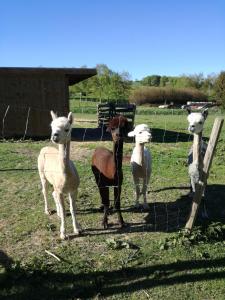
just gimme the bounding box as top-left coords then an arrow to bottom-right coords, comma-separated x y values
215,71 -> 225,108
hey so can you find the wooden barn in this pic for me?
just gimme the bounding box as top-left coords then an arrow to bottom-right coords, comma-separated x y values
0,67 -> 96,138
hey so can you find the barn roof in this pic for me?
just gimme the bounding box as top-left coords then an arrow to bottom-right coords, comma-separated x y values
0,67 -> 97,85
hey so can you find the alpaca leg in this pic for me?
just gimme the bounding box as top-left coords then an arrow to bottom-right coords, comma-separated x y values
114,186 -> 125,227
40,175 -> 51,215
142,177 -> 149,209
201,183 -> 209,219
69,191 -> 81,234
188,177 -> 195,198
190,178 -> 208,219
52,191 -> 60,217
57,193 -> 66,239
99,187 -> 109,229
133,177 -> 141,208
201,197 -> 209,219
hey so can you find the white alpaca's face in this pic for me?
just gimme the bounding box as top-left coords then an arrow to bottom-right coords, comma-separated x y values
50,111 -> 73,144
128,124 -> 152,144
187,112 -> 206,134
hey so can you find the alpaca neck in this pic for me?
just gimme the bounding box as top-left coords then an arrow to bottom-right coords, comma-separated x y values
193,132 -> 202,164
58,141 -> 70,170
113,140 -> 123,170
134,143 -> 144,166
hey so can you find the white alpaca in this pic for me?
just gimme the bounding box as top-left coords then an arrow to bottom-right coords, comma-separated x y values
187,107 -> 208,192
38,111 -> 81,239
186,107 -> 208,217
128,124 -> 152,209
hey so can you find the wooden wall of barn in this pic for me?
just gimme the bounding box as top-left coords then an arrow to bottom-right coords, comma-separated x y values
0,72 -> 69,138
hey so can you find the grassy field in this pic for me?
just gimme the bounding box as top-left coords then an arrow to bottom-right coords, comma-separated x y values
0,110 -> 225,299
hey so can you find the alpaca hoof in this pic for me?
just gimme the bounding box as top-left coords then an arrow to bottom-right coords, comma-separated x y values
134,203 -> 142,209
200,210 -> 209,219
74,225 -> 82,234
77,223 -> 82,231
45,209 -> 52,215
142,203 -> 149,210
102,220 -> 108,229
99,205 -> 104,212
73,230 -> 81,236
119,222 -> 127,229
60,233 -> 68,240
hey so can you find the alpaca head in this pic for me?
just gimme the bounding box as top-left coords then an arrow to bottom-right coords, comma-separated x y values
187,107 -> 208,134
50,111 -> 73,144
107,115 -> 128,142
128,124 -> 152,144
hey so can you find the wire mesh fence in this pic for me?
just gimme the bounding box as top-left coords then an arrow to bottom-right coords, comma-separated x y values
0,100 -> 206,233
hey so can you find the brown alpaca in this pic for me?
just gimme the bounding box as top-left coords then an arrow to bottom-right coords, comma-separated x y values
91,115 -> 128,228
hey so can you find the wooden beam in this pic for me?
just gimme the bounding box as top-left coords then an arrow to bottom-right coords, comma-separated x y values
185,117 -> 224,231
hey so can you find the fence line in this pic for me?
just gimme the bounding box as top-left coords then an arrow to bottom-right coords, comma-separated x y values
1,100 -> 214,232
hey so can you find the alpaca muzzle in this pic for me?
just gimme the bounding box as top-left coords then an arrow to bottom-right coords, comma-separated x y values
52,134 -> 59,143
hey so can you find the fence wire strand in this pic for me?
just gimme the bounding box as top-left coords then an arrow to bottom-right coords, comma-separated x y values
0,102 -> 194,232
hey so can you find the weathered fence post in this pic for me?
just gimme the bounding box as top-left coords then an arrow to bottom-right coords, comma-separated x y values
185,117 -> 224,231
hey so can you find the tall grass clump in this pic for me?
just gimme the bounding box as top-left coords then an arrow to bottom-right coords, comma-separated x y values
129,87 -> 207,106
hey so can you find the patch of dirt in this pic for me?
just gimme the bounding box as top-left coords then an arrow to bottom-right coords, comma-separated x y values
0,219 -> 9,231
70,143 -> 93,160
70,143 -> 131,162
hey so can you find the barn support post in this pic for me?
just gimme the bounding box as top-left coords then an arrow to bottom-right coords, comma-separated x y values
185,117 -> 224,231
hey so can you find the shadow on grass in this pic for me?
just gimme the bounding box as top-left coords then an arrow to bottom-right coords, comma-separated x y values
1,250 -> 225,299
71,127 -> 198,143
78,184 -> 225,235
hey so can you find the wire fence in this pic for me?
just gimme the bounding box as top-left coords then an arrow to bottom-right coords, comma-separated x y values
0,100 -> 201,232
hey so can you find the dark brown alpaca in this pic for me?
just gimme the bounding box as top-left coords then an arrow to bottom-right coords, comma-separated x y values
91,115 -> 128,229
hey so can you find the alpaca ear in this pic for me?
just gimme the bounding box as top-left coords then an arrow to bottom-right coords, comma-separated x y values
202,108 -> 208,120
50,111 -> 57,120
68,112 -> 73,124
128,131 -> 135,137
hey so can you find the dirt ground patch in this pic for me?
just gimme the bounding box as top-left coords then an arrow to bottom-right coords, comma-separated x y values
70,142 -> 93,161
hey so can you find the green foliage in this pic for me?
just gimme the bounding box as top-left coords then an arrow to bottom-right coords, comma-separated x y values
70,65 -> 219,105
215,71 -> 225,108
141,75 -> 161,87
70,64 -> 131,102
105,238 -> 139,250
159,222 -> 225,250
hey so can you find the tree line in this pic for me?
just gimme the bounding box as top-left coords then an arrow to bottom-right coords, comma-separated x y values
70,64 -> 225,108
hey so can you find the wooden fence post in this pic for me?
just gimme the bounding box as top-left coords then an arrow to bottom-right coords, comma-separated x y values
185,117 -> 224,231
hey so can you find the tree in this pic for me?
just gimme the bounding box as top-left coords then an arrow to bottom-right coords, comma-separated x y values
215,71 -> 225,108
160,76 -> 169,87
201,73 -> 217,99
70,64 -> 131,102
141,75 -> 161,87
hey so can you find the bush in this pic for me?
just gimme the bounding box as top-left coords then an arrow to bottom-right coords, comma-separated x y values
215,71 -> 225,108
129,87 -> 207,106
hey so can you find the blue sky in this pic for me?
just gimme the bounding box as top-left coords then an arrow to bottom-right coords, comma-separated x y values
1,0 -> 225,80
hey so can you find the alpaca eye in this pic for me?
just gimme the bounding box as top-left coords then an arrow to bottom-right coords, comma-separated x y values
65,129 -> 69,133
199,121 -> 203,125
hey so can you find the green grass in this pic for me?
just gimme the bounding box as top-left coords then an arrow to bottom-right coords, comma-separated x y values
0,112 -> 225,299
